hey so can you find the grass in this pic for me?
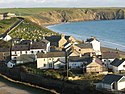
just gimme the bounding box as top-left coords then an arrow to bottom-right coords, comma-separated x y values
9,18 -> 57,39
0,17 -> 19,34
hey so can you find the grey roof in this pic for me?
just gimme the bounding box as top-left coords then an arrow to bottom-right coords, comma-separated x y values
15,54 -> 36,64
102,52 -> 119,59
45,35 -> 61,43
86,37 -> 99,42
102,74 -> 123,85
75,43 -> 93,49
110,58 -> 125,67
12,44 -> 30,51
37,51 -> 65,58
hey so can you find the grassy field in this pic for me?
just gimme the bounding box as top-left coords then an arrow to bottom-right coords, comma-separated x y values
0,17 -> 19,34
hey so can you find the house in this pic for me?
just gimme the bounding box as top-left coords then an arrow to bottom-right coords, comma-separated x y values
7,54 -> 36,68
45,34 -> 76,48
0,12 -> 16,20
0,14 -> 4,20
96,74 -> 125,91
86,37 -> 101,55
101,52 -> 119,68
83,57 -> 104,73
68,55 -> 90,68
110,58 -> 125,73
73,43 -> 94,56
11,39 -> 50,62
37,51 -> 65,69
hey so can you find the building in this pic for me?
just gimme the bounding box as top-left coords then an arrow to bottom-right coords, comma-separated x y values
37,51 -> 65,69
110,58 -> 125,73
0,12 -> 16,20
86,37 -> 101,55
96,74 -> 125,91
101,52 -> 119,68
83,57 -> 104,73
10,39 -> 50,64
7,54 -> 36,68
73,43 -> 94,56
45,34 -> 76,48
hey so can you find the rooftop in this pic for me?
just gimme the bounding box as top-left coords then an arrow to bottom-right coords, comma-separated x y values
75,43 -> 93,49
102,74 -> 124,85
110,58 -> 125,67
102,52 -> 119,59
37,51 -> 65,58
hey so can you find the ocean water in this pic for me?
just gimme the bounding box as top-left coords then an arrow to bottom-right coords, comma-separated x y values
47,20 -> 125,51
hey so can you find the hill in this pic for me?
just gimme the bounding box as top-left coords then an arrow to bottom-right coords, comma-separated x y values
0,8 -> 125,26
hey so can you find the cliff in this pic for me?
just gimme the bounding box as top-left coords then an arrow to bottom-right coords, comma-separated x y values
26,8 -> 125,25
0,8 -> 125,26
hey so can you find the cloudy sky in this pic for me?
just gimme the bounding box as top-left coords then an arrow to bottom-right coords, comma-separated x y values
0,0 -> 125,8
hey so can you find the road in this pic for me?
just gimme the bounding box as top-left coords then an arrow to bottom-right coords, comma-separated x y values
0,76 -> 51,94
0,17 -> 24,39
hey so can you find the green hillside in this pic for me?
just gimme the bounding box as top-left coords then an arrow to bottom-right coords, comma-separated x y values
0,18 -> 19,34
9,19 -> 57,39
0,8 -> 125,26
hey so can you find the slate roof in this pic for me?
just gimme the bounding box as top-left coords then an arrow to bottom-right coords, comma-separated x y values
102,52 -> 119,59
30,40 -> 47,49
75,43 -> 93,49
45,35 -> 61,43
37,51 -> 65,58
110,58 -> 125,67
69,54 -> 90,62
45,35 -> 71,43
12,44 -> 30,51
102,74 -> 123,85
86,37 -> 99,42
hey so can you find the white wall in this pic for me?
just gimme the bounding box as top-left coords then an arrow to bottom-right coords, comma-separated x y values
37,57 -> 65,69
102,59 -> 114,68
118,81 -> 125,90
91,40 -> 101,55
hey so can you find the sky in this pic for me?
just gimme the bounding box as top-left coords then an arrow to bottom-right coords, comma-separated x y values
0,0 -> 125,8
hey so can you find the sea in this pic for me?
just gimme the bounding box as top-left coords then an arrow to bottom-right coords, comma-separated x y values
47,20 -> 125,51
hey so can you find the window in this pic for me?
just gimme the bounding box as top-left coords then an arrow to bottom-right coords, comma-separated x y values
123,65 -> 125,67
44,64 -> 46,67
15,51 -> 16,54
44,59 -> 45,61
31,51 -> 34,53
49,63 -> 52,68
26,51 -> 27,54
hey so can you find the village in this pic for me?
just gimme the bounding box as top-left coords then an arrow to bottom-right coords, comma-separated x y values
0,12 -> 125,94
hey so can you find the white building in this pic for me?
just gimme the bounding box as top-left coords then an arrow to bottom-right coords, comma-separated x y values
110,58 -> 125,73
86,37 -> 101,55
96,74 -> 125,91
101,52 -> 119,69
37,51 -> 65,69
11,39 -> 50,60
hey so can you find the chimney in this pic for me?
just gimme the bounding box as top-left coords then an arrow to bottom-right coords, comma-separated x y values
61,34 -> 65,39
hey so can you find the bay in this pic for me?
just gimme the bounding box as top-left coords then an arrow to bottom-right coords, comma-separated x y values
47,20 -> 125,51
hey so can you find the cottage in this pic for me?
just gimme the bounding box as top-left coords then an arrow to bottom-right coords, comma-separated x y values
110,58 -> 125,73
83,57 -> 104,73
7,54 -> 36,68
86,37 -> 101,55
73,43 -> 94,56
45,34 -> 76,48
69,56 -> 84,68
96,74 -> 125,91
11,39 -> 50,61
101,52 -> 119,68
37,51 -> 65,69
